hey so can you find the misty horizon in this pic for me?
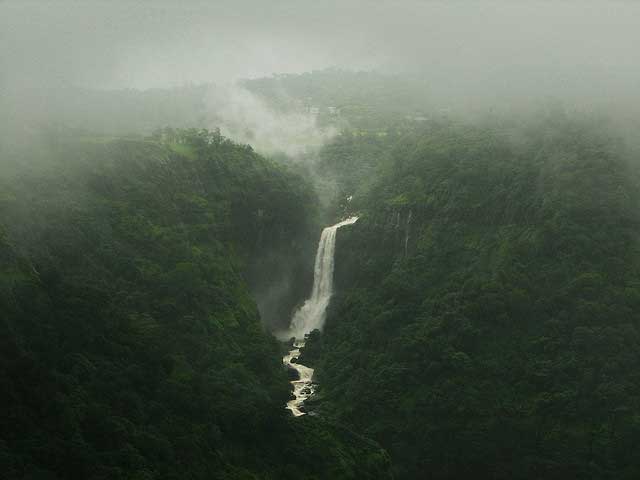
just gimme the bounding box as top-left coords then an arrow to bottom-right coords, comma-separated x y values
3,3 -> 640,478
1,1 -> 638,98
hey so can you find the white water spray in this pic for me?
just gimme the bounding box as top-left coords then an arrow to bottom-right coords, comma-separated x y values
289,216 -> 359,339
281,216 -> 358,416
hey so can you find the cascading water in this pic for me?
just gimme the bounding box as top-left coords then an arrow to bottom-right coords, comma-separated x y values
282,340 -> 315,417
281,216 -> 358,416
289,216 -> 359,340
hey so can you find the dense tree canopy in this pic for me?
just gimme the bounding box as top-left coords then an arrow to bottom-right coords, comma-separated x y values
303,117 -> 640,479
0,130 -> 391,479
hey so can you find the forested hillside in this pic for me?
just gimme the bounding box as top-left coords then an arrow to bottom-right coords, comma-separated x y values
0,130 -> 391,479
242,69 -> 432,130
302,117 -> 640,479
4,1 -> 640,478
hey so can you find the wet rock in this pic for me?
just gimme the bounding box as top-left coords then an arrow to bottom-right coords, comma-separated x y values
287,365 -> 300,381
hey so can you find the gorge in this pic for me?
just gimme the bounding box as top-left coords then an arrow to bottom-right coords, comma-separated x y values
280,217 -> 359,416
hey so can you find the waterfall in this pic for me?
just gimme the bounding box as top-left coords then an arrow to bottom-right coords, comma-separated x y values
288,216 -> 358,339
281,216 -> 358,416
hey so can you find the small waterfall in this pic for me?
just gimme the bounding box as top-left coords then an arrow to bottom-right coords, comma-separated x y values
281,216 -> 358,416
289,216 -> 358,339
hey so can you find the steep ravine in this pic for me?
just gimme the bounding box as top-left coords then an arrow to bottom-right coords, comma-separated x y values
278,217 -> 358,416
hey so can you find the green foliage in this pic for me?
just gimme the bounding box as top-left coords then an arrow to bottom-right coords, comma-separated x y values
242,69 -> 432,131
304,117 -> 640,479
0,131 -> 390,479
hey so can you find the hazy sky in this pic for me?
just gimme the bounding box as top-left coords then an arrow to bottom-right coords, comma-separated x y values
2,0 -> 639,96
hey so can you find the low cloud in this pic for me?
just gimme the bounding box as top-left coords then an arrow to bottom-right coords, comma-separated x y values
204,83 -> 337,157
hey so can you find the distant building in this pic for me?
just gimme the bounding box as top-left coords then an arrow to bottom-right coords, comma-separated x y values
309,106 -> 320,115
327,106 -> 338,115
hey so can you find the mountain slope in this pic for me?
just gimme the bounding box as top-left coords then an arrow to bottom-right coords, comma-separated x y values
304,118 -> 640,479
0,130 -> 391,479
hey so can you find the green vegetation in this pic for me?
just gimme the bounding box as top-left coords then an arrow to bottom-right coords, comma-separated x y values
4,71 -> 640,479
242,69 -> 433,131
0,129 -> 391,479
303,116 -> 640,479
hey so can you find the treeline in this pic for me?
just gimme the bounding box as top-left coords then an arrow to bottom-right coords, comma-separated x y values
303,115 -> 640,479
0,130 -> 391,479
241,69 -> 433,131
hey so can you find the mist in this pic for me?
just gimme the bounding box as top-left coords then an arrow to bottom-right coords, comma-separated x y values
3,0 -> 640,321
204,83 -> 337,156
4,2 -> 640,477
2,1 -> 639,104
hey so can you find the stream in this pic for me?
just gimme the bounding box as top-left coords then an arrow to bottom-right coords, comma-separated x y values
282,339 -> 315,416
